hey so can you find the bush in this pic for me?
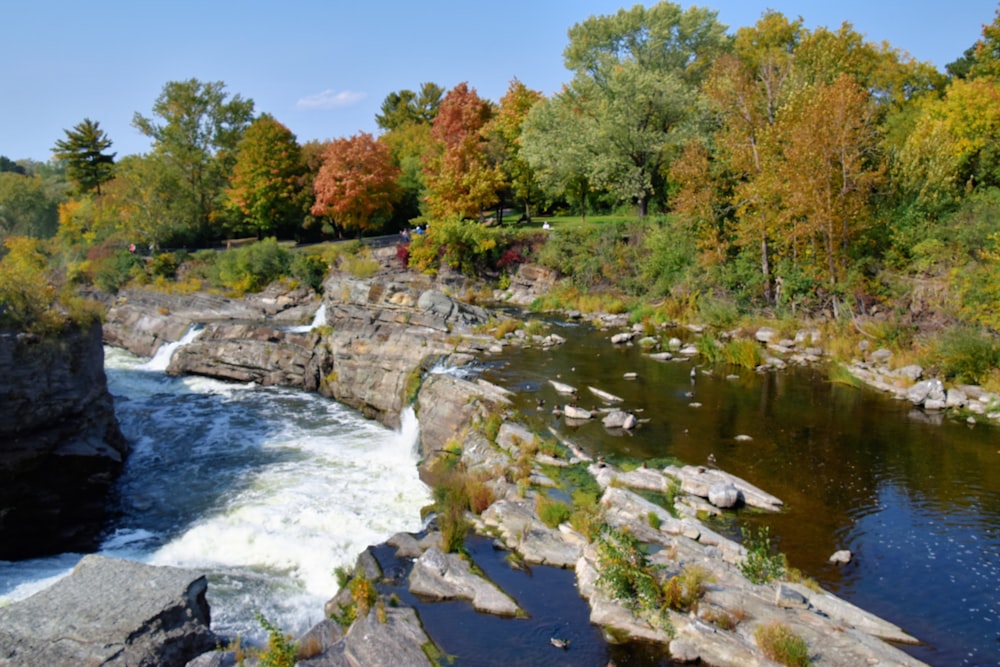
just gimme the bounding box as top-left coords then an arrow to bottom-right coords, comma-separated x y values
255,613 -> 298,667
754,621 -> 811,666
595,527 -> 673,636
537,494 -> 572,528
738,525 -> 786,585
290,252 -> 329,292
215,238 -> 291,292
933,325 -> 1000,385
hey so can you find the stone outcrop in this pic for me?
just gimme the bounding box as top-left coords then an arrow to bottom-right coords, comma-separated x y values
0,554 -> 216,667
0,322 -> 126,559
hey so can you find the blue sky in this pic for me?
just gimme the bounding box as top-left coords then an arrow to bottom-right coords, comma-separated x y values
3,1 -> 996,162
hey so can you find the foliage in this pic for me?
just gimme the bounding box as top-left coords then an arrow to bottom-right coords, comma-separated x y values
407,217 -> 503,276
89,243 -> 144,293
754,622 -> 811,667
485,79 -> 544,220
738,524 -> 786,584
662,564 -> 714,612
52,118 -> 115,196
429,471 -> 473,553
312,132 -> 401,236
254,613 -> 298,667
213,238 -> 292,293
721,338 -> 764,369
932,325 -> 1000,385
0,173 -> 60,241
289,252 -> 328,292
225,114 -> 307,239
595,526 -> 673,635
132,78 -> 255,243
349,575 -> 377,617
536,494 -> 572,528
376,83 -> 443,131
423,83 -> 503,220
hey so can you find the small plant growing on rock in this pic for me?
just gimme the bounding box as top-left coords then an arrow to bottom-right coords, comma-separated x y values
254,613 -> 298,667
537,494 -> 572,528
350,575 -> 377,617
595,526 -> 674,636
754,621 -> 811,666
662,564 -> 714,611
738,524 -> 786,584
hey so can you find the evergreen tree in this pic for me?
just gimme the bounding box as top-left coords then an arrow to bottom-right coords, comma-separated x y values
52,118 -> 115,195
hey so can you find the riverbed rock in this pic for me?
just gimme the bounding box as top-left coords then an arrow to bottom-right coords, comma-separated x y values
602,409 -> 638,430
0,554 -> 216,667
664,464 -> 783,512
480,498 -> 582,567
707,482 -> 740,509
409,546 -> 521,616
0,322 -> 127,558
829,549 -> 853,565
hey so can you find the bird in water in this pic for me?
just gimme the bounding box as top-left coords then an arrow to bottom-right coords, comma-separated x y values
550,637 -> 570,650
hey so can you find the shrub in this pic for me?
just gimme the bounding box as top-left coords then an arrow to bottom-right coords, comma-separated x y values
933,325 -> 1000,385
595,527 -> 673,636
738,525 -> 786,585
254,613 -> 298,667
215,238 -> 291,292
290,252 -> 329,292
537,495 -> 572,528
349,576 -> 377,617
754,622 -> 811,666
662,564 -> 713,612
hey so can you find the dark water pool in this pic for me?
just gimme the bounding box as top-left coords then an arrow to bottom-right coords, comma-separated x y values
475,319 -> 1000,667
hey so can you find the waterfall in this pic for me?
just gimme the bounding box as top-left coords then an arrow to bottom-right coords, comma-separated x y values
140,324 -> 204,372
282,303 -> 327,333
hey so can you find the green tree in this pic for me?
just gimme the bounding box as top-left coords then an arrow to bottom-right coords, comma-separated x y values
52,118 -> 115,196
381,121 -> 435,227
225,114 -> 306,239
0,173 -> 59,241
375,82 -> 443,131
557,1 -> 729,217
132,79 -> 254,244
521,94 -> 594,220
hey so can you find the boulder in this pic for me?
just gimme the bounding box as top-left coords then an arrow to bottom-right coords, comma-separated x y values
707,482 -> 740,509
602,410 -> 637,430
0,555 -> 216,667
829,549 -> 853,565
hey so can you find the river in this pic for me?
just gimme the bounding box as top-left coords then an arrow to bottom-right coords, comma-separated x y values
0,342 -> 430,642
1,318 -> 998,665
478,319 -> 1000,667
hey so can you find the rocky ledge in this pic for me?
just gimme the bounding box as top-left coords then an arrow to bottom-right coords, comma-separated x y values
0,321 -> 127,559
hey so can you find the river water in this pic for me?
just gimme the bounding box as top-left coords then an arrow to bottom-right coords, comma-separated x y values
478,319 -> 1000,667
1,318 -> 998,665
0,343 -> 430,642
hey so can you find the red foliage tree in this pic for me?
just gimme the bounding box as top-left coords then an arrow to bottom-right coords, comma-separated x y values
311,132 -> 401,235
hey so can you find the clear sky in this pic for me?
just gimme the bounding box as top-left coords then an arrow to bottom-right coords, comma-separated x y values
3,1 -> 996,162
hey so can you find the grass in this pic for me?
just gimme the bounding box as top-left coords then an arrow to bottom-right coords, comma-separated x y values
754,622 -> 811,666
537,494 -> 573,528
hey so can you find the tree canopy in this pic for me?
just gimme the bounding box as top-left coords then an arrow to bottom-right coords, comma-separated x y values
52,118 -> 115,196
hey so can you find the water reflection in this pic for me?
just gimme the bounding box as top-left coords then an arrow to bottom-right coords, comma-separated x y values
480,320 -> 1000,666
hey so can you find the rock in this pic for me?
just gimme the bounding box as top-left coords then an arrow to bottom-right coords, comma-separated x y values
829,549 -> 853,565
611,332 -> 635,344
549,379 -> 577,394
895,364 -> 924,382
946,388 -> 968,409
667,337 -> 683,350
669,638 -> 701,663
907,378 -> 945,405
388,532 -> 423,558
869,348 -> 892,364
563,405 -> 592,420
647,351 -> 673,361
755,327 -> 777,343
664,465 -> 783,512
409,546 -> 520,616
480,499 -> 582,567
602,410 -> 637,430
707,482 -> 740,509
0,323 -> 127,559
775,582 -> 810,609
339,608 -> 432,667
588,385 -> 624,403
0,555 -> 216,667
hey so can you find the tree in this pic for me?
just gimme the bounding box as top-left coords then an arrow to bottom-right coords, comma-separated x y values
485,79 -> 544,221
311,132 -> 400,236
557,1 -> 730,217
381,121 -> 436,227
375,82 -> 443,131
0,173 -> 59,241
52,118 -> 115,195
225,114 -> 306,239
0,156 -> 26,175
521,94 -> 594,220
132,79 -> 254,244
423,83 -> 503,220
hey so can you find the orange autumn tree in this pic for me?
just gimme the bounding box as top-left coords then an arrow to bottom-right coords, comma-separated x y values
311,132 -> 401,236
423,82 -> 504,220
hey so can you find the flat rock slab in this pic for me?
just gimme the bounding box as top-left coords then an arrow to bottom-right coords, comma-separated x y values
0,554 -> 216,667
664,464 -> 783,511
480,499 -> 582,567
409,546 -> 520,616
